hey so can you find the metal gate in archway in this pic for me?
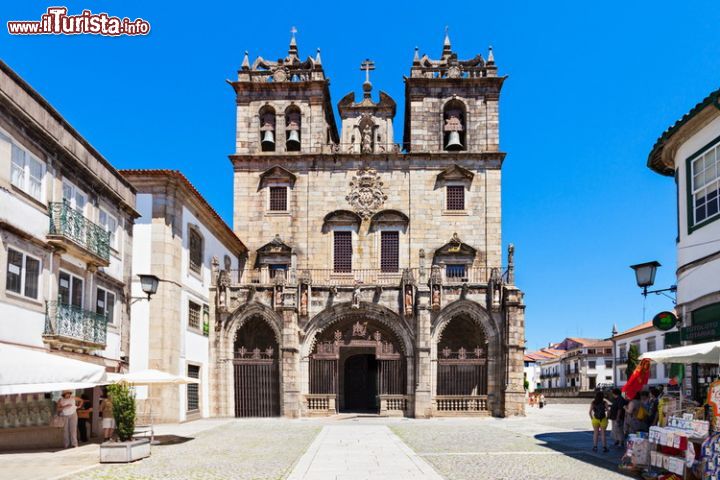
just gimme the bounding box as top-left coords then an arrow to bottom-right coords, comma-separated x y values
309,319 -> 406,412
233,317 -> 280,417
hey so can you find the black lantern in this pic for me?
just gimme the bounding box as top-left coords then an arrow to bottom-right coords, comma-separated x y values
629,261 -> 676,300
137,274 -> 160,300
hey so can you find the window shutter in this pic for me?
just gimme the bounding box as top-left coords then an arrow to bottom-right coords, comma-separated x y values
333,231 -> 352,273
380,231 -> 399,273
446,185 -> 465,210
269,186 -> 287,211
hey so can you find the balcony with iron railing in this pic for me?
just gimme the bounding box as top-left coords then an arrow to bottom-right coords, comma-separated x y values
47,202 -> 110,266
229,266 -> 500,288
43,301 -> 108,350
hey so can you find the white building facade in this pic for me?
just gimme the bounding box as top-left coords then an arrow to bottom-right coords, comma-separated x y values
124,170 -> 246,423
0,60 -> 136,368
611,321 -> 668,387
648,89 -> 720,401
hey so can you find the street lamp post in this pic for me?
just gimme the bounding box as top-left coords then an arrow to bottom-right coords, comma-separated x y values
629,261 -> 677,300
137,274 -> 160,300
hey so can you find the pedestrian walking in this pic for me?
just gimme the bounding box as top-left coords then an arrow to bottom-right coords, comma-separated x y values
100,389 -> 115,442
539,393 -> 546,409
589,390 -> 609,452
76,393 -> 92,443
609,388 -> 625,448
56,390 -> 81,448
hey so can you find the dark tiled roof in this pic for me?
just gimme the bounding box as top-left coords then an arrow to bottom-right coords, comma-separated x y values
648,88 -> 720,176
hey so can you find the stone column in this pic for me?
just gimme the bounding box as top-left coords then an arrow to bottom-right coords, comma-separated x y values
281,309 -> 301,418
414,303 -> 432,418
502,287 -> 526,417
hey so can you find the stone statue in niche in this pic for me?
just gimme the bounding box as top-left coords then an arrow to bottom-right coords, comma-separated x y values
361,125 -> 372,153
274,286 -> 283,309
216,256 -> 232,312
489,267 -> 502,310
404,285 -> 414,316
352,286 -> 362,309
432,284 -> 441,310
299,286 -> 308,316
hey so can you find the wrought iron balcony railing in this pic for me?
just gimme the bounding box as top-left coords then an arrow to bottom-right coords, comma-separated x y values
48,202 -> 110,262
44,301 -> 108,347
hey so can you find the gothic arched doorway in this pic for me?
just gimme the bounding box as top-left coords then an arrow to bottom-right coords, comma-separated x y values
435,315 -> 489,411
310,317 -> 406,413
233,316 -> 280,417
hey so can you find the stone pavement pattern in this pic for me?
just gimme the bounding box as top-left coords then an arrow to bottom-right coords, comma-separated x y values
2,404 -> 636,480
286,424 -> 443,480
74,420 -> 320,480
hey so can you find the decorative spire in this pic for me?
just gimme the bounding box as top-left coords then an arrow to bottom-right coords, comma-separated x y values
315,48 -> 322,65
413,46 -> 420,64
442,26 -> 452,57
612,323 -> 618,336
288,26 -> 298,57
360,58 -> 375,99
241,50 -> 250,70
487,45 -> 495,64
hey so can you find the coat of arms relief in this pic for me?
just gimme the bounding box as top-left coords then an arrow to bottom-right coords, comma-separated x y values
345,167 -> 387,219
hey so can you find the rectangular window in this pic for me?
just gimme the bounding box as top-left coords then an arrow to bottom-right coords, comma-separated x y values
333,231 -> 352,273
619,344 -> 626,360
269,186 -> 288,211
99,209 -> 118,250
62,180 -> 87,212
646,337 -> 656,352
588,361 -> 596,369
650,364 -> 657,379
59,271 -> 83,307
6,248 -> 41,299
605,360 -> 613,369
690,141 -> 720,228
446,185 -> 465,211
445,264 -> 466,279
11,144 -> 44,202
188,301 -> 201,330
189,228 -> 203,274
380,231 -> 399,273
96,288 -> 116,324
269,264 -> 288,279
187,365 -> 200,412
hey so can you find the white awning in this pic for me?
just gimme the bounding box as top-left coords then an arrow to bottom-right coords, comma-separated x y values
640,340 -> 720,364
107,369 -> 198,385
0,344 -> 108,395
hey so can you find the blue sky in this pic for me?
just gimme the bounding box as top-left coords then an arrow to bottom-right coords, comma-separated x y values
4,1 -> 718,351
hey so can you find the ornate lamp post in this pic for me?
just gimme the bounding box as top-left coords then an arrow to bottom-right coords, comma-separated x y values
629,261 -> 676,300
137,274 -> 160,300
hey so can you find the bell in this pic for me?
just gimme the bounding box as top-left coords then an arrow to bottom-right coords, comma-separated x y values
287,129 -> 300,147
445,131 -> 463,151
261,130 -> 275,146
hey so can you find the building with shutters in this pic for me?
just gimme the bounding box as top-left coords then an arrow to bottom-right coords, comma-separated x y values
209,32 -> 526,418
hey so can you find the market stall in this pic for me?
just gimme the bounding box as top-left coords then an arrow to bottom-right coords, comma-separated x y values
0,343 -> 108,450
617,342 -> 720,479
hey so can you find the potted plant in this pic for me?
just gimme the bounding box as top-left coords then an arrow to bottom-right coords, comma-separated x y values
100,382 -> 150,463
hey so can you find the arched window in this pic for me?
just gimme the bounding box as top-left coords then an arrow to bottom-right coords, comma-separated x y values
259,105 -> 276,152
443,99 -> 466,152
189,226 -> 204,274
285,105 -> 301,152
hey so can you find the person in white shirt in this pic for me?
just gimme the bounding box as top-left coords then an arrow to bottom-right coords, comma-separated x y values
56,390 -> 81,448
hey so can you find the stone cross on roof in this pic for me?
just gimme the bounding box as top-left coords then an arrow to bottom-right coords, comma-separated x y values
360,59 -> 375,84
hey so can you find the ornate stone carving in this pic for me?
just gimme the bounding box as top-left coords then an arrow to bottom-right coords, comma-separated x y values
352,321 -> 368,337
346,167 -> 387,219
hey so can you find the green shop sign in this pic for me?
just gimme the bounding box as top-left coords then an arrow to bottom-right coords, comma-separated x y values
681,320 -> 720,342
653,311 -> 678,331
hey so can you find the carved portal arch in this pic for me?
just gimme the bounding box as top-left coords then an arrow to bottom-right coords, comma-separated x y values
301,302 -> 414,359
431,299 -> 498,345
224,301 -> 283,345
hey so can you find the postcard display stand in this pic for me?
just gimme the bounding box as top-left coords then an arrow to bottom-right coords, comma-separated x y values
647,414 -> 709,479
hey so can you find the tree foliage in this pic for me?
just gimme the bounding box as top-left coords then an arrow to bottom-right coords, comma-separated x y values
626,344 -> 640,379
107,382 -> 136,442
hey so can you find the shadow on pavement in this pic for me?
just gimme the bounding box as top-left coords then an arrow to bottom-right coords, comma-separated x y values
535,430 -> 634,478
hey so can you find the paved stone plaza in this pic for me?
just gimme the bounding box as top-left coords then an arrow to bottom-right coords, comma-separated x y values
1,404 -> 633,480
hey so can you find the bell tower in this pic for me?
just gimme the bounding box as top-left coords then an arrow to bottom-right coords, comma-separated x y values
229,29 -> 339,156
402,31 -> 503,153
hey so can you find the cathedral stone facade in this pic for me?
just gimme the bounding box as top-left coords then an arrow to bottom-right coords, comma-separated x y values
209,33 -> 526,418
